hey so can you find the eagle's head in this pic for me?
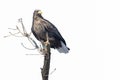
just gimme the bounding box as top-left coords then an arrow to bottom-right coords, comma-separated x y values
33,10 -> 43,18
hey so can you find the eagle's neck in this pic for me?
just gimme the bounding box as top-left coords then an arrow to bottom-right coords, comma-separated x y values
38,14 -> 44,19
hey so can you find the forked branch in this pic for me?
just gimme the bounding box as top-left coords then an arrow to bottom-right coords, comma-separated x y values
4,18 -> 39,50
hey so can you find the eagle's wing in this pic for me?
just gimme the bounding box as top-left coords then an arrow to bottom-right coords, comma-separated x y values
43,19 -> 66,45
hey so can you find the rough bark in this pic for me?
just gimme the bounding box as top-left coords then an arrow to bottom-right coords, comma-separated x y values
41,42 -> 51,80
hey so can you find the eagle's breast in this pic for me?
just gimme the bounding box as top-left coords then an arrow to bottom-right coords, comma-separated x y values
33,18 -> 46,41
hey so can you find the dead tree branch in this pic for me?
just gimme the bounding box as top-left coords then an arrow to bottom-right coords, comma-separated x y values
4,18 -> 39,50
5,18 -> 52,80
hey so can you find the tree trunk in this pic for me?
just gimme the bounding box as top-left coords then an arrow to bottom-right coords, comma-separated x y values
41,42 -> 51,80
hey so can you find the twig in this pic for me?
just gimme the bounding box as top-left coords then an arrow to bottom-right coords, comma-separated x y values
27,37 -> 39,48
50,68 -> 56,75
16,26 -> 24,36
9,32 -> 23,37
8,28 -> 17,30
21,43 -> 37,50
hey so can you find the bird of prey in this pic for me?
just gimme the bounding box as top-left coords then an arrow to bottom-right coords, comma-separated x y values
31,10 -> 70,53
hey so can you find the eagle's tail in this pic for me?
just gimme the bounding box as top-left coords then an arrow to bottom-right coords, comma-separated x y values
57,41 -> 70,53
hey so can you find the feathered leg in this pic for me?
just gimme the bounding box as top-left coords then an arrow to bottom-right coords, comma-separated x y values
44,32 -> 50,45
41,32 -> 50,55
44,32 -> 50,53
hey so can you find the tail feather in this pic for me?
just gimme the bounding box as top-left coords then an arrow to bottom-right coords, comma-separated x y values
57,41 -> 69,53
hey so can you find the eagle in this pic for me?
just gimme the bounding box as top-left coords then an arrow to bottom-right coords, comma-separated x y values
31,10 -> 70,53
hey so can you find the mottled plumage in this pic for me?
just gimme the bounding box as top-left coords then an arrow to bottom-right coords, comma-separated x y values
31,10 -> 69,53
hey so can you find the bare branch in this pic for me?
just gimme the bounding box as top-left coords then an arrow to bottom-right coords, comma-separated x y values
16,26 -> 24,36
4,18 -> 41,51
3,35 -> 11,38
21,43 -> 37,50
50,68 -> 56,75
8,28 -> 17,30
20,18 -> 27,33
9,32 -> 23,37
27,37 -> 39,48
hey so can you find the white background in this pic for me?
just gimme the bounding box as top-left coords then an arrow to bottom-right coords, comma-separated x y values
0,0 -> 120,80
